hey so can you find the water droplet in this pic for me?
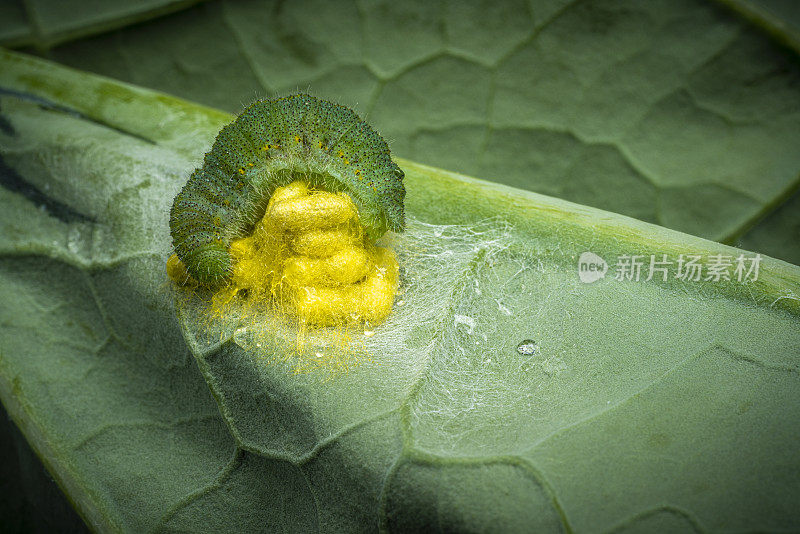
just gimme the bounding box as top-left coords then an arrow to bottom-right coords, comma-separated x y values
315,351 -> 324,358
396,299 -> 405,307
363,329 -> 375,337
516,339 -> 539,356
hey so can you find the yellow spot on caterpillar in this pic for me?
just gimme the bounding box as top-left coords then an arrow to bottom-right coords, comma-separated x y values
344,159 -> 350,165
248,162 -> 254,167
294,135 -> 301,143
238,168 -> 245,175
262,144 -> 269,151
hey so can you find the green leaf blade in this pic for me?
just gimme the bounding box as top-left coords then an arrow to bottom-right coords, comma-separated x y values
0,48 -> 799,533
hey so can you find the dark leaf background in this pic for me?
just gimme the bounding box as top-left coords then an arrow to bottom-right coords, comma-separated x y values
5,0 -> 799,262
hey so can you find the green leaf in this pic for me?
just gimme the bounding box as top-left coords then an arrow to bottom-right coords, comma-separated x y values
2,47 -> 800,533
16,0 -> 800,264
0,0 -> 209,49
0,49 -> 237,532
716,0 -> 800,54
737,186 -> 800,265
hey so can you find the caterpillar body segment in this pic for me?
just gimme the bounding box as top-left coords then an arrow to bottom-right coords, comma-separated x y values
169,94 -> 406,287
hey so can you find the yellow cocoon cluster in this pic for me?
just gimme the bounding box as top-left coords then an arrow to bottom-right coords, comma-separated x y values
170,181 -> 400,328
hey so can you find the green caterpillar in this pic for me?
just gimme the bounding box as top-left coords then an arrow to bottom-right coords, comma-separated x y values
169,93 -> 406,287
